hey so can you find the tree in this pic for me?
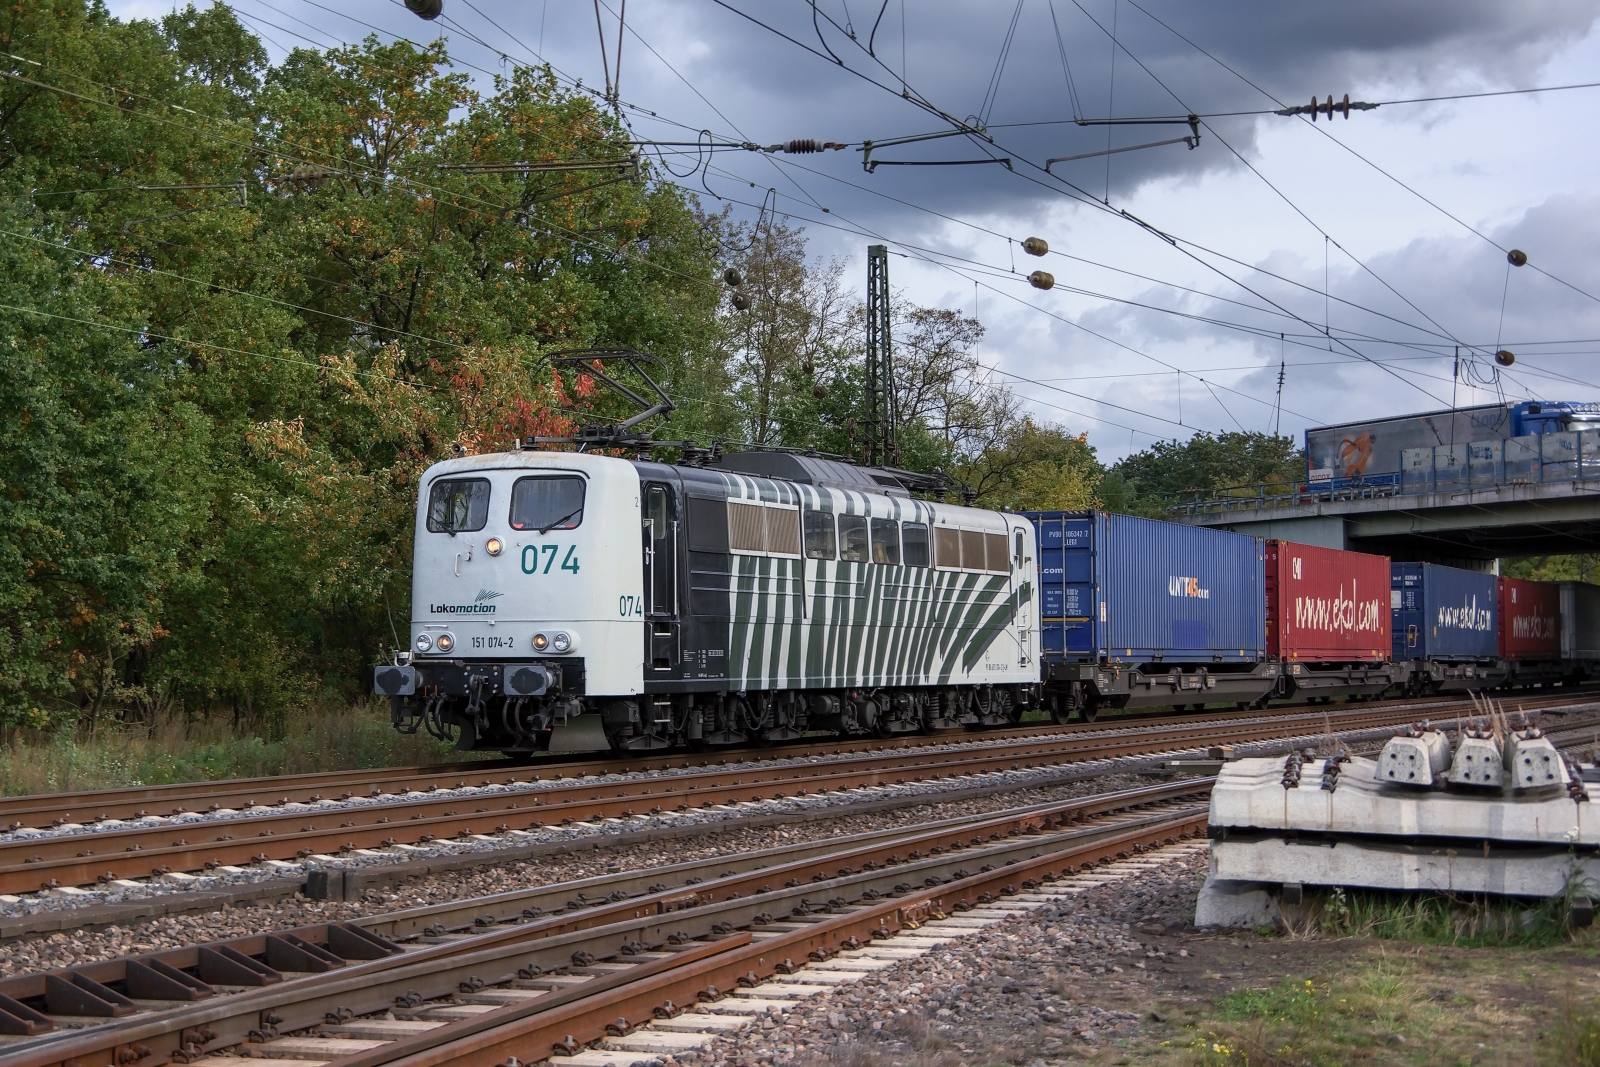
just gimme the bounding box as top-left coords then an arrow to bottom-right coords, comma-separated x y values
0,4 -> 730,731
1109,431 -> 1303,516
961,420 -> 1105,512
719,219 -> 847,448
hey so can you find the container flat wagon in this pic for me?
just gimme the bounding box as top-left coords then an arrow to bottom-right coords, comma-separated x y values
1025,511 -> 1276,719
1306,399 -> 1600,490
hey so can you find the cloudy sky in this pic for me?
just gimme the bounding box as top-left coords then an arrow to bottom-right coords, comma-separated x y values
110,0 -> 1600,460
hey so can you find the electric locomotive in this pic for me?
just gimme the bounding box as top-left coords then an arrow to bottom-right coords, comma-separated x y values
374,444 -> 1041,754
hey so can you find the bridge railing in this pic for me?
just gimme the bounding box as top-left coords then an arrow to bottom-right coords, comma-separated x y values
1166,429 -> 1600,517
1164,479 -> 1397,517
1399,429 -> 1600,493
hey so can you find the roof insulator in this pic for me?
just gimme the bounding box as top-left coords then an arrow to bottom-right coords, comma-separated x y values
1021,237 -> 1048,257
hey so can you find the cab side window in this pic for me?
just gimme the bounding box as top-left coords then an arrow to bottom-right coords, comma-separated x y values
870,518 -> 901,565
838,514 -> 869,562
803,510 -> 837,559
902,522 -> 930,567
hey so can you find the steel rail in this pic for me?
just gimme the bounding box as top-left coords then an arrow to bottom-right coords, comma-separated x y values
328,812 -> 1212,1067
4,698 -> 1594,895
0,730 -> 1184,893
0,778 -> 1210,1014
3,794 -> 1208,1067
1,688 -> 1570,827
355,777 -> 1210,939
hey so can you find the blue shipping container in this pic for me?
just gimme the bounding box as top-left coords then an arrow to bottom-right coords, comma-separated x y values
1390,562 -> 1498,660
1023,511 -> 1266,665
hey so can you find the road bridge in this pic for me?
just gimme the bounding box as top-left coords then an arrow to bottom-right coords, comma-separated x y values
1171,477 -> 1600,565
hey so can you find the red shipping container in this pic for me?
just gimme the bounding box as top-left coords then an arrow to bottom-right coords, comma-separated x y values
1498,577 -> 1561,659
1265,541 -> 1391,662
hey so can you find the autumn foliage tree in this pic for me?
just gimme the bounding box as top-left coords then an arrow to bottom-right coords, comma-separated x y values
0,3 -> 721,731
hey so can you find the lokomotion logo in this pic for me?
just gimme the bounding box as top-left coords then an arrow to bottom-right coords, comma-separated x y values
1437,594 -> 1494,631
431,589 -> 504,615
1294,581 -> 1384,633
1168,576 -> 1209,599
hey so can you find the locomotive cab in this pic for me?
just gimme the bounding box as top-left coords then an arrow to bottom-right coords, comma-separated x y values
376,450 -> 643,754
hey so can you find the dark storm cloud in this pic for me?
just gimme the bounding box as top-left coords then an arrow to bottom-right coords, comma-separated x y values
618,0 -> 1600,228
244,0 -> 1597,244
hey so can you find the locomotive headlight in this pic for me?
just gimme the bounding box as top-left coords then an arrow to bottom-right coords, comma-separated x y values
415,633 -> 433,653
435,633 -> 455,653
551,631 -> 571,653
485,536 -> 503,556
532,632 -> 549,652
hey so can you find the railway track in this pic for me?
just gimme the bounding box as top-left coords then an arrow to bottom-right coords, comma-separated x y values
0,780 -> 1211,1067
1,687 -> 1567,829
3,694 -> 1595,897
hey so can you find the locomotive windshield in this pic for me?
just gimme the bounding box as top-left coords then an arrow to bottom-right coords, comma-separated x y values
510,475 -> 586,532
425,478 -> 490,533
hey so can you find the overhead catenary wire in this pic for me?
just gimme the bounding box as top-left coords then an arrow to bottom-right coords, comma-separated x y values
1058,0 -> 1465,406
1115,0 -> 1600,310
727,2 -> 1473,410
43,17 -> 1580,425
797,0 -> 1587,411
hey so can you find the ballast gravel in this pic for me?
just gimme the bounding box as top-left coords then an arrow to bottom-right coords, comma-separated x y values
690,849 -> 1211,1067
0,771 -> 1168,976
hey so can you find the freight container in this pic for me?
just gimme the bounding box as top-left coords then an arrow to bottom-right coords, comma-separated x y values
1390,562 -> 1501,693
1498,577 -> 1561,660
1560,581 -> 1600,663
1306,400 -> 1600,489
1025,511 -> 1277,717
1391,563 -> 1498,659
1265,541 -> 1402,700
1265,542 -> 1390,661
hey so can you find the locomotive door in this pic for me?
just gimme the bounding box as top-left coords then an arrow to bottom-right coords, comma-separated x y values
1013,527 -> 1030,667
642,482 -> 680,672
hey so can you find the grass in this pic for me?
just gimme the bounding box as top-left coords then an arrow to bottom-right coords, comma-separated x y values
1143,891 -> 1600,1067
0,702 -> 469,795
1160,958 -> 1600,1066
1291,885 -> 1586,948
